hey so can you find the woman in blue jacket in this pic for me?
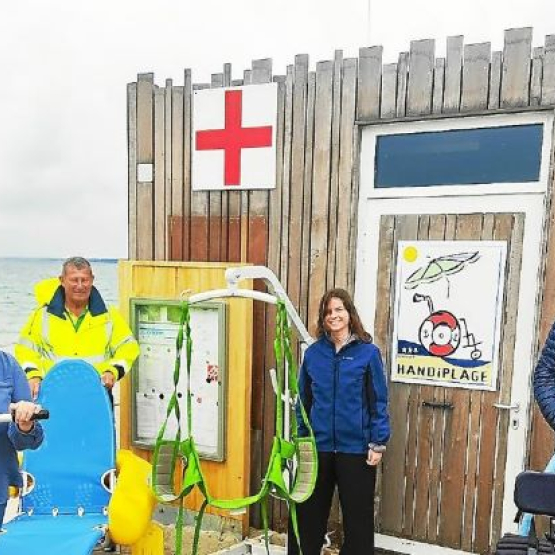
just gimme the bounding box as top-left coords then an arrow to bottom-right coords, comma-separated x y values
290,288 -> 390,555
0,351 -> 44,526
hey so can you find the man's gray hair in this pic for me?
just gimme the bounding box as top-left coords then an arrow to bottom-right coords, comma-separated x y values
62,256 -> 93,275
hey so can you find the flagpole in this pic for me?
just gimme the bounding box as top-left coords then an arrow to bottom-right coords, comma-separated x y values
368,0 -> 372,45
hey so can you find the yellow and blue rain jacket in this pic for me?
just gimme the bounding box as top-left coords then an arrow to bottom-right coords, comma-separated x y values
15,278 -> 139,382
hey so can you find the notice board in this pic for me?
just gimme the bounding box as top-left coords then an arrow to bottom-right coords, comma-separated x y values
130,299 -> 227,461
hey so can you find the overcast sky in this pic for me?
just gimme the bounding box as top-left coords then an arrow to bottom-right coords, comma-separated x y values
0,0 -> 553,259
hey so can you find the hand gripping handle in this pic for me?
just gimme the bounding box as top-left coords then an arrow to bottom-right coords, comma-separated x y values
0,408 -> 49,423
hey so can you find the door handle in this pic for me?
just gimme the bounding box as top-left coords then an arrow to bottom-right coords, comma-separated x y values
422,401 -> 454,410
493,402 -> 520,413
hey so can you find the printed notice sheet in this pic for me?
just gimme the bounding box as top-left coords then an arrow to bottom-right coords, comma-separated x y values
132,301 -> 226,460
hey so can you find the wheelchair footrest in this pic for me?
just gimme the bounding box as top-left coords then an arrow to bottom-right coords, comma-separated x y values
495,533 -> 555,554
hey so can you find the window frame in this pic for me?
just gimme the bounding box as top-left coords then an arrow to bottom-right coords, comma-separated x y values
360,112 -> 554,199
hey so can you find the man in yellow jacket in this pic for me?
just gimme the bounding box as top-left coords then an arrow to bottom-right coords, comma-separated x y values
15,256 -> 140,399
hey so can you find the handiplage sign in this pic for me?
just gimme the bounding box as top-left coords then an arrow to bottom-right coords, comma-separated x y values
391,241 -> 507,391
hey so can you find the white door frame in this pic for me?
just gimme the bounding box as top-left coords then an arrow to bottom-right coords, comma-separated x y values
354,112 -> 553,555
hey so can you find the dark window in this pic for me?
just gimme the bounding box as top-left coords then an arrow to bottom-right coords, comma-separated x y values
375,124 -> 543,188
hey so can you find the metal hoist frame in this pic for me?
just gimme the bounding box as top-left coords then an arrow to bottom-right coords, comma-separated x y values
151,266 -> 317,555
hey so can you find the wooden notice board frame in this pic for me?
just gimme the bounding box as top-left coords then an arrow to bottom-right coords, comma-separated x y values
130,298 -> 228,461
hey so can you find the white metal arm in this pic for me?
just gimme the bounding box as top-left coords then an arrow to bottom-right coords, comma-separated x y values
183,266 -> 314,346
224,266 -> 314,346
188,288 -> 278,307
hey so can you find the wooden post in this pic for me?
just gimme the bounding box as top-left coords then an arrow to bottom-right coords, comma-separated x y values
501,27 -> 533,107
407,39 -> 435,116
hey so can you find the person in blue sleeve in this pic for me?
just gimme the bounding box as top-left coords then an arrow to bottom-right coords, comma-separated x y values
534,320 -> 555,430
0,351 -> 44,527
289,289 -> 390,555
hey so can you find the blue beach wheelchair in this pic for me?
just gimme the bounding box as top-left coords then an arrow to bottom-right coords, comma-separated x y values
1,360 -> 117,555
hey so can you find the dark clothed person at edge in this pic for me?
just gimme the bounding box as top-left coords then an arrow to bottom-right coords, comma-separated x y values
289,289 -> 390,555
534,319 -> 555,430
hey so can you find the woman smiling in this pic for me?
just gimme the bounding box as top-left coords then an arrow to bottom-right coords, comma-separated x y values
289,288 -> 390,555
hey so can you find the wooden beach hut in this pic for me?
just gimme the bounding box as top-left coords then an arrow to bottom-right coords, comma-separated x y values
125,27 -> 555,554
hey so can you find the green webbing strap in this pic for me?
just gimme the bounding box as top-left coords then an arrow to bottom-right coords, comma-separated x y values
274,304 -> 285,441
275,302 -> 317,507
192,499 -> 208,555
289,499 -> 302,553
261,494 -> 270,553
176,499 -> 185,555
275,302 -> 311,555
152,302 -> 188,503
183,303 -> 193,437
278,301 -> 313,442
152,299 -> 317,555
150,302 -> 190,555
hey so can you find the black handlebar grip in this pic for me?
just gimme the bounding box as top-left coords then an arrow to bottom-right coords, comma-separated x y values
32,409 -> 49,421
11,408 -> 49,421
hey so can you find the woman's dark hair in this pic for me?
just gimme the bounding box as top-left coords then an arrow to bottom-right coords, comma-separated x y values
316,288 -> 372,343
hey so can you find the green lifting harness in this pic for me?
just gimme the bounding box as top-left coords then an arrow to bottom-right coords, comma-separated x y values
151,300 -> 317,555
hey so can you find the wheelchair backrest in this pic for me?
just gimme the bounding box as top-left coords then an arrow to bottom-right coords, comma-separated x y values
22,360 -> 115,515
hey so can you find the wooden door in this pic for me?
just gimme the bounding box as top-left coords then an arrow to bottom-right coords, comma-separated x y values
376,212 -> 524,553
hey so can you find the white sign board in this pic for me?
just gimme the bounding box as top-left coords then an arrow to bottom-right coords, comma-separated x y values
132,301 -> 226,460
192,83 -> 277,190
391,241 -> 507,390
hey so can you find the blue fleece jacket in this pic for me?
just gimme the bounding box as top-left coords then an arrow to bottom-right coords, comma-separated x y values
534,320 -> 555,431
297,335 -> 390,454
0,351 -> 44,506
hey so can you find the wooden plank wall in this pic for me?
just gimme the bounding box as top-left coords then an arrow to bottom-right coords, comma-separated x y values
128,27 -> 555,535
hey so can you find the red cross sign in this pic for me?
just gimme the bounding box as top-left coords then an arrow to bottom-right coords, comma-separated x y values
193,84 -> 277,191
196,90 -> 273,186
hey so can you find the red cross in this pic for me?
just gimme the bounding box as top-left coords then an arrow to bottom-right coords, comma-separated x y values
195,90 -> 273,186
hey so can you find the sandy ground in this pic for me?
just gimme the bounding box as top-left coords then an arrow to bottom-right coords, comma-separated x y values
5,506 -> 353,555
160,526 -> 243,555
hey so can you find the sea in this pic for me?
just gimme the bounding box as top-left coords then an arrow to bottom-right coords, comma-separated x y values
0,258 -> 118,355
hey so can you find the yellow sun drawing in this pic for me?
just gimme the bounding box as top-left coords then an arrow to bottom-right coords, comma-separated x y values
403,245 -> 418,263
